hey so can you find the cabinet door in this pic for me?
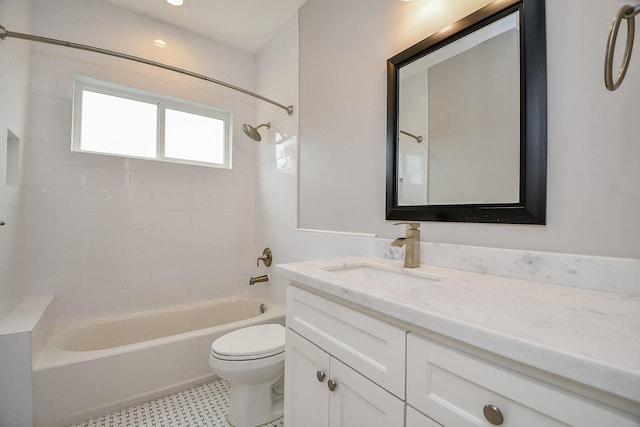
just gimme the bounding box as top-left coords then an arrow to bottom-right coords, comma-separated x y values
406,405 -> 443,427
285,329 -> 330,427
328,358 -> 405,427
287,286 -> 407,398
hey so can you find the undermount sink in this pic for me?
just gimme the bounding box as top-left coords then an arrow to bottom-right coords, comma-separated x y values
324,263 -> 444,289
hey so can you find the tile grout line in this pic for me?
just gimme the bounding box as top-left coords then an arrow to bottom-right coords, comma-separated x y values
70,379 -> 284,427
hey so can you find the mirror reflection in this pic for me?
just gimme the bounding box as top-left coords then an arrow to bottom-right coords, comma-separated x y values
398,12 -> 520,206
386,0 -> 547,224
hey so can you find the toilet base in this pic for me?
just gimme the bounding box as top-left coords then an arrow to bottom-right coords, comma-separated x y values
227,374 -> 284,427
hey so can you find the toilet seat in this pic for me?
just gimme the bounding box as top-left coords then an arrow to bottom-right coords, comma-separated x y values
211,324 -> 285,361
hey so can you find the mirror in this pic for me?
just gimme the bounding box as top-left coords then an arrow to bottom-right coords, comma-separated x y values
386,0 -> 546,224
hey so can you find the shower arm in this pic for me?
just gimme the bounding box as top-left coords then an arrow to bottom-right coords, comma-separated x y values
0,24 -> 294,116
400,130 -> 423,143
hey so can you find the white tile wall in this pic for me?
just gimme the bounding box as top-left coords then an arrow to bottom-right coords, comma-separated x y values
251,15 -> 299,307
22,0 -> 261,320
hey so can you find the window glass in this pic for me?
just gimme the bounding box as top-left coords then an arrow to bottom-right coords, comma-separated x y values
80,91 -> 157,158
164,109 -> 225,164
73,78 -> 232,168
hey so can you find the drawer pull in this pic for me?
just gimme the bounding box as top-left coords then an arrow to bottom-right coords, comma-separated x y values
327,379 -> 337,392
316,370 -> 326,382
483,404 -> 504,425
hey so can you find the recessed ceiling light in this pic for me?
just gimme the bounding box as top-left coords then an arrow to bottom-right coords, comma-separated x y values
154,39 -> 167,47
166,0 -> 184,6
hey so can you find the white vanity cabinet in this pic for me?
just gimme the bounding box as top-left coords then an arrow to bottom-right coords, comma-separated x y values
406,405 -> 443,427
406,333 -> 640,427
285,329 -> 405,427
279,258 -> 640,427
284,286 -> 406,427
285,329 -> 329,427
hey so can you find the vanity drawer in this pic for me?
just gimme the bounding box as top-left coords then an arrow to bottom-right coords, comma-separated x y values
406,405 -> 443,427
407,333 -> 639,427
286,285 -> 407,398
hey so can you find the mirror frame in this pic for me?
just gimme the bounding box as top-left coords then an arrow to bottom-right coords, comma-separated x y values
386,0 -> 546,224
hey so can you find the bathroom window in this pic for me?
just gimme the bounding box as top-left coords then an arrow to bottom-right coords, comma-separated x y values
72,77 -> 231,168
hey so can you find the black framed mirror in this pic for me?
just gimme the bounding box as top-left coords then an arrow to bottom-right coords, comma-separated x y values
386,0 -> 546,224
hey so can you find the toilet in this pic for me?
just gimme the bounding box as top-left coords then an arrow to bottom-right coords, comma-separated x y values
209,323 -> 286,427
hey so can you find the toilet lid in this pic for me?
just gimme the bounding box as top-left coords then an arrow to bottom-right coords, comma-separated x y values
211,324 -> 285,360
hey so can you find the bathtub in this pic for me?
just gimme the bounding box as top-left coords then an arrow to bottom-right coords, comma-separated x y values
33,296 -> 285,427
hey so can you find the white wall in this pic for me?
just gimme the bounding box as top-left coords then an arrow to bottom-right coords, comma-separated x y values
255,13 -> 386,307
427,29 -> 519,205
298,0 -> 640,259
0,0 -> 30,321
254,14 -> 300,306
21,0 -> 261,319
6,0 -> 639,323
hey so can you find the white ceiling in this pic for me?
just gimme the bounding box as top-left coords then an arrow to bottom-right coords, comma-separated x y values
101,0 -> 307,55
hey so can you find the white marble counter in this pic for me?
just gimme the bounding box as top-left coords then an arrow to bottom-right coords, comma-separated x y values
277,257 -> 640,404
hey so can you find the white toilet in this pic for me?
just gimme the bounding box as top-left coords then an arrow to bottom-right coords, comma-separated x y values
209,323 -> 286,427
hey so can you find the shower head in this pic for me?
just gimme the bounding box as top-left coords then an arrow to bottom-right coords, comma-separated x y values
242,122 -> 271,141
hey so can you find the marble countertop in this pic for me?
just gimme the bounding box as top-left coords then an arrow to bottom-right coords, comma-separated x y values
276,257 -> 640,403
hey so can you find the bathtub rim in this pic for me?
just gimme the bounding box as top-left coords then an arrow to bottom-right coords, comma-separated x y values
35,296 -> 285,370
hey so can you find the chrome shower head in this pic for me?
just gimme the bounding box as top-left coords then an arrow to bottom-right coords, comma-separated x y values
242,122 -> 271,141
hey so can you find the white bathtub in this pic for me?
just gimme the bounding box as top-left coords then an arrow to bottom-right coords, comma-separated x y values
33,296 -> 285,427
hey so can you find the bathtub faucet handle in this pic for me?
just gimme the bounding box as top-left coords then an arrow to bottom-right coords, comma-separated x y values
257,247 -> 272,267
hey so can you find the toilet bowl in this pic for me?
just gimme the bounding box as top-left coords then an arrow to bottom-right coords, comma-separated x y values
209,323 -> 285,427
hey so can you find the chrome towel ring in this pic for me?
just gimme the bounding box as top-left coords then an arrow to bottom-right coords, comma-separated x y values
605,4 -> 640,91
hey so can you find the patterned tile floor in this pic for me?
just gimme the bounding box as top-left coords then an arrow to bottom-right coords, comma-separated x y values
70,379 -> 284,427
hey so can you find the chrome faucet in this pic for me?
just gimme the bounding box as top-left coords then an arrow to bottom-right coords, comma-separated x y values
391,222 -> 421,268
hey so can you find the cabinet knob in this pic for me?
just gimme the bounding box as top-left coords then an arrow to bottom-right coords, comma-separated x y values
327,379 -> 337,392
483,404 -> 504,425
316,370 -> 326,382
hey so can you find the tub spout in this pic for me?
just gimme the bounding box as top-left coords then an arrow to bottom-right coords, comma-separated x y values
249,274 -> 269,285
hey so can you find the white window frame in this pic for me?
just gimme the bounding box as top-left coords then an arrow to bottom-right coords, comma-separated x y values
72,77 -> 232,168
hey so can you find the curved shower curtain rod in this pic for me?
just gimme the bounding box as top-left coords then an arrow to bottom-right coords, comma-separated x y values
0,24 -> 294,116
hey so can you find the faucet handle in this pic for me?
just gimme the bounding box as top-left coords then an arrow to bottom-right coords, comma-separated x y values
257,247 -> 272,267
394,222 -> 420,230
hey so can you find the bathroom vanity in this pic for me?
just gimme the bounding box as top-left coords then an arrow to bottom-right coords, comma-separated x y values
278,258 -> 640,426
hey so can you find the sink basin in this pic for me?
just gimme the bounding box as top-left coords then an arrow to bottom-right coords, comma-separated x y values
324,263 -> 443,289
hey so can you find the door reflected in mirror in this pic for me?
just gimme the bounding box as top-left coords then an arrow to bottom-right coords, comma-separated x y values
398,12 -> 520,206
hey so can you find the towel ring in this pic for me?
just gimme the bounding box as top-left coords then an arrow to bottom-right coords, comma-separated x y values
605,4 -> 640,91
